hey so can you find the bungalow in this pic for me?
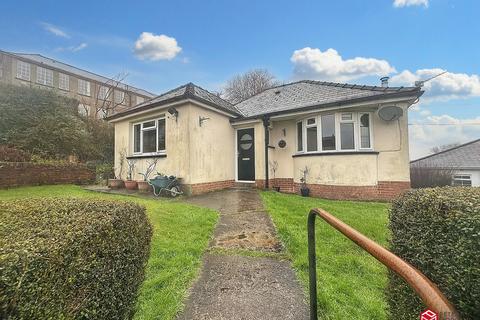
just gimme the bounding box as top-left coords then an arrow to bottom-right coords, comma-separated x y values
411,138 -> 480,187
106,80 -> 423,200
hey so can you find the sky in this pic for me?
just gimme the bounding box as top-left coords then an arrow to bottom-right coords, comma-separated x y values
0,0 -> 479,159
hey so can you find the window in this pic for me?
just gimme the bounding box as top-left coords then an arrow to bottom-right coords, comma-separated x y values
78,104 -> 90,117
136,96 -> 145,105
321,114 -> 336,151
98,86 -> 109,100
360,113 -> 371,149
115,90 -> 125,104
296,111 -> 373,153
36,67 -> 53,86
59,73 -> 69,90
133,116 -> 166,154
297,121 -> 303,152
306,118 -> 317,152
16,61 -> 30,81
78,79 -> 91,96
452,174 -> 472,186
339,113 -> 355,150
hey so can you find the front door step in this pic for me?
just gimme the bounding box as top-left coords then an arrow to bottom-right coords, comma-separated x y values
233,182 -> 256,189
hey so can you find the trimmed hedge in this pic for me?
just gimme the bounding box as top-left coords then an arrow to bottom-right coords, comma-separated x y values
0,198 -> 152,319
387,187 -> 480,320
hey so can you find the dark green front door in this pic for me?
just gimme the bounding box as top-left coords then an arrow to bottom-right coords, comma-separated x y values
237,128 -> 255,181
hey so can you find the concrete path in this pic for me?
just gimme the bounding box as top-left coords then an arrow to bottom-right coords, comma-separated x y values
178,188 -> 309,320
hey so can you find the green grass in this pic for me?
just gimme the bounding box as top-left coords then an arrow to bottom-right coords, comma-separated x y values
0,185 -> 218,320
261,191 -> 390,320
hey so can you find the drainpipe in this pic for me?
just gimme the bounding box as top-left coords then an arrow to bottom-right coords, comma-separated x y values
263,115 -> 270,189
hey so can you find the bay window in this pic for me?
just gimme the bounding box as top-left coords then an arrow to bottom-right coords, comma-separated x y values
321,114 -> 336,151
297,111 -> 373,153
133,117 -> 166,155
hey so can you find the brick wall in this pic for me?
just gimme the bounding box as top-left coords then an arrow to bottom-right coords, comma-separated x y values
185,180 -> 235,196
0,162 -> 95,188
293,181 -> 410,201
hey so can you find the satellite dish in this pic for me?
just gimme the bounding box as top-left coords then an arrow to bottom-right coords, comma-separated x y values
378,106 -> 403,121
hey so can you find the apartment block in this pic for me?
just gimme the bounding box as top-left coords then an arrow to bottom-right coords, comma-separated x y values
0,50 -> 155,118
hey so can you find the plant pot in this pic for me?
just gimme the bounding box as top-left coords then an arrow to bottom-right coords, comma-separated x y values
137,181 -> 152,193
273,186 -> 281,192
300,187 -> 310,197
108,179 -> 124,189
124,180 -> 138,190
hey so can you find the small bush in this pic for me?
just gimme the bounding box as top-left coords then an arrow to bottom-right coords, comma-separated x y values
95,163 -> 114,184
0,198 -> 152,319
387,187 -> 480,320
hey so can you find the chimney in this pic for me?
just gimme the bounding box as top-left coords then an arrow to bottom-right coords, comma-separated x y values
380,76 -> 389,87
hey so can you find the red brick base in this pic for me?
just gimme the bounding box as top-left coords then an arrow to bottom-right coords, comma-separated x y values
185,180 -> 235,195
293,181 -> 410,201
256,178 -> 409,201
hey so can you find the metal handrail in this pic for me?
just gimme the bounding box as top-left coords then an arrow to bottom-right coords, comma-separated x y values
307,208 -> 460,320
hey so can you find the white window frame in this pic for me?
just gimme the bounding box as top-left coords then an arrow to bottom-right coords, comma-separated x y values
59,73 -> 69,91
295,111 -> 374,154
36,67 -> 53,86
358,112 -> 373,150
305,117 -> 319,152
16,61 -> 30,81
452,174 -> 472,186
115,90 -> 125,104
136,95 -> 145,105
132,116 -> 166,155
78,79 -> 91,96
98,86 -> 110,100
338,112 -> 356,151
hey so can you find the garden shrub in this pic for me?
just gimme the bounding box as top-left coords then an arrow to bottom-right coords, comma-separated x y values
0,198 -> 152,319
0,145 -> 31,162
387,187 -> 480,320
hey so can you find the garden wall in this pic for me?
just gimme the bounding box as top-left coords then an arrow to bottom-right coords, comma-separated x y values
0,162 -> 95,188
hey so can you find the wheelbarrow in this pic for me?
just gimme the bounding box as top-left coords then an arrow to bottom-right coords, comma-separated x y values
148,174 -> 183,197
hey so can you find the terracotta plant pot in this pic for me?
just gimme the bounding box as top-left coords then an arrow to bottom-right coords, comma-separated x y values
108,179 -> 125,189
124,180 -> 138,190
137,181 -> 152,193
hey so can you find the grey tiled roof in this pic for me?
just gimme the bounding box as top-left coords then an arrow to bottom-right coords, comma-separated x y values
411,139 -> 480,169
8,52 -> 155,97
106,83 -> 238,120
234,80 -> 422,117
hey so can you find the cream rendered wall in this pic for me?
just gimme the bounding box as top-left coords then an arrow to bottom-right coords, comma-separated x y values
268,102 -> 411,185
113,102 -> 236,185
114,103 -> 191,183
187,103 -> 235,184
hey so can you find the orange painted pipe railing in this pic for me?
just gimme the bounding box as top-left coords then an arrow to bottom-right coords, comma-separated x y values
307,208 -> 460,320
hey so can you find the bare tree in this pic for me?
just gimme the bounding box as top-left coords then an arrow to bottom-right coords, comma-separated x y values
430,142 -> 460,154
79,72 -> 133,119
223,69 -> 280,104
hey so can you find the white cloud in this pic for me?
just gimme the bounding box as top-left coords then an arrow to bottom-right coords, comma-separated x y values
391,68 -> 480,101
290,47 -> 396,82
409,115 -> 480,159
134,32 -> 181,61
41,22 -> 70,38
55,43 -> 88,52
393,0 -> 428,8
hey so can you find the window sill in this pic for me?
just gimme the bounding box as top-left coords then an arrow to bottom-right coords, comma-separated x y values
292,151 -> 378,157
127,154 -> 167,159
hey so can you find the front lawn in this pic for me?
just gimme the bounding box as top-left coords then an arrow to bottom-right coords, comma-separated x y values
0,185 -> 218,320
261,191 -> 390,320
